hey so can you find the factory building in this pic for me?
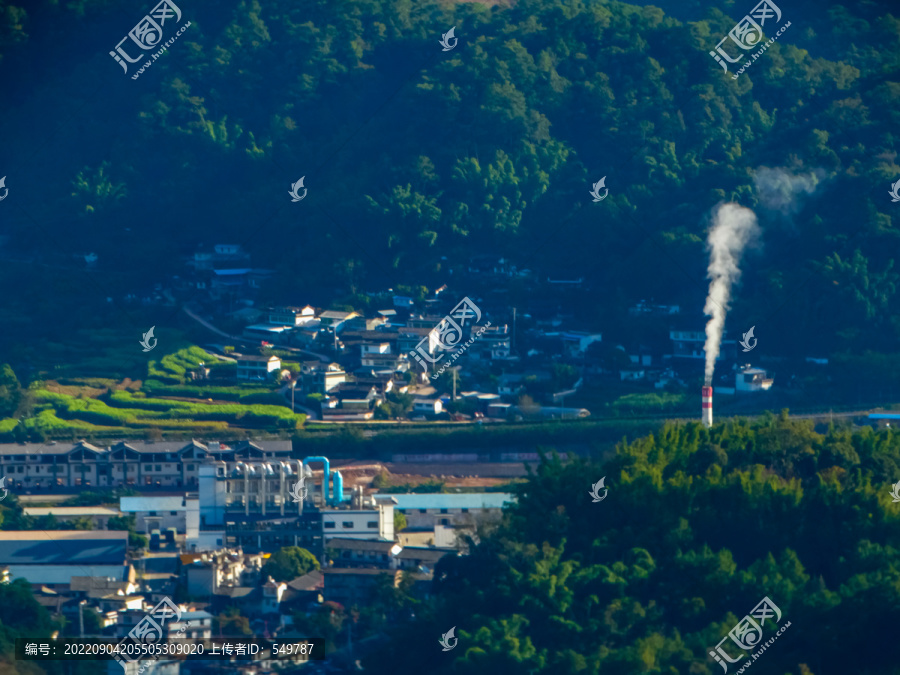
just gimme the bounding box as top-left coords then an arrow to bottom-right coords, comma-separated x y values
192,456 -> 393,563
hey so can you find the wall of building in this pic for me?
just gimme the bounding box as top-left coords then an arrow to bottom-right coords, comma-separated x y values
7,564 -> 127,585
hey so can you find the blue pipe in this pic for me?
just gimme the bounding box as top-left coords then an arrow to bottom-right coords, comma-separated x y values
332,470 -> 344,504
303,456 -> 330,505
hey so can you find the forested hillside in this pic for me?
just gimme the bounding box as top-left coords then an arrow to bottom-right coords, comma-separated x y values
362,414 -> 900,674
0,0 -> 898,362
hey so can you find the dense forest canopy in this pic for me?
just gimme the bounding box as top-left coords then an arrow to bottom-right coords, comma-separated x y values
362,414 -> 900,674
0,0 -> 897,364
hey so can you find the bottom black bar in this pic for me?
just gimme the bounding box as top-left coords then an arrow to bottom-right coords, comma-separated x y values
15,638 -> 325,661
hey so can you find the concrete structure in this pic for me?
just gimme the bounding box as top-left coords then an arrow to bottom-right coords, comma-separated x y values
119,495 -> 199,537
183,549 -> 264,597
268,305 -> 316,326
236,354 -> 282,381
412,398 -> 443,415
21,506 -> 119,528
324,538 -> 401,569
0,439 -> 291,490
377,493 -> 514,529
195,455 -> 393,561
321,506 -> 394,541
702,386 -> 713,427
198,460 -> 308,528
0,531 -> 129,585
670,329 -> 736,360
736,366 -> 774,392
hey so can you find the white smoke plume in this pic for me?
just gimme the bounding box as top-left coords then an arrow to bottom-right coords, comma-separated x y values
753,166 -> 824,213
703,203 -> 760,385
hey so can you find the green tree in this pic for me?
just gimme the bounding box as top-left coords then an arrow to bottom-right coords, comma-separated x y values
215,607 -> 252,636
261,546 -> 320,582
0,365 -> 21,418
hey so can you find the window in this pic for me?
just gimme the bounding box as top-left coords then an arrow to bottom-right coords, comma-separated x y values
419,509 -> 426,514
342,521 -> 354,529
440,508 -> 448,514
324,522 -> 336,529
17,466 -> 23,473
187,464 -> 195,471
441,518 -> 449,525
461,508 -> 469,513
367,521 -> 378,528
144,465 -> 152,471
342,551 -> 351,558
156,465 -> 162,471
170,511 -> 178,516
149,511 -> 158,517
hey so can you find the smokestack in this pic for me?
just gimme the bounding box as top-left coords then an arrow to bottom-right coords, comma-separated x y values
702,203 -> 760,385
702,386 -> 713,427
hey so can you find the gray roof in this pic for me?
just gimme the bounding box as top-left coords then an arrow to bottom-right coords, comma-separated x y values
325,538 -> 395,553
120,496 -> 187,512
397,547 -> 453,563
70,576 -> 130,592
0,439 -> 292,457
287,570 -> 324,592
0,531 -> 127,565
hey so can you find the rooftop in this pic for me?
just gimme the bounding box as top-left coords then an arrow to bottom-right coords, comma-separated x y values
0,531 -> 128,566
325,538 -> 396,553
120,496 -> 188,512
374,493 -> 515,510
22,507 -> 120,517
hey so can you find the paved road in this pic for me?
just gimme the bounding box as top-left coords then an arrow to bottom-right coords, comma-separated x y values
182,305 -> 332,362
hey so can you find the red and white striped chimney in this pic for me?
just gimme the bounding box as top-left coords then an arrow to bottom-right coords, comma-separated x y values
702,386 -> 713,427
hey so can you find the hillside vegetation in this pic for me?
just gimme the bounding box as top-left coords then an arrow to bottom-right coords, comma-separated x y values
363,414 -> 900,675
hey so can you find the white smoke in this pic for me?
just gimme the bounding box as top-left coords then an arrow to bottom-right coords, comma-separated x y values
703,203 -> 760,384
753,166 -> 824,213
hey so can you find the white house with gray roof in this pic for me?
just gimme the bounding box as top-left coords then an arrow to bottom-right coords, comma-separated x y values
374,493 -> 515,529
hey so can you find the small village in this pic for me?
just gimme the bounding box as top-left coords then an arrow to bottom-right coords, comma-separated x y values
159,244 -> 782,426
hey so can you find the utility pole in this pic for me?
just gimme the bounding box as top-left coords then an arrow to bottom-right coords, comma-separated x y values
452,367 -> 458,401
78,601 -> 84,638
291,380 -> 296,413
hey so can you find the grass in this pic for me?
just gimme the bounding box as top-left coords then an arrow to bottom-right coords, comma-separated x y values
1,346 -> 306,441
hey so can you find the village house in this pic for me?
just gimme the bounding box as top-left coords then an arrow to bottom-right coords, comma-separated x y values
236,354 -> 282,381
